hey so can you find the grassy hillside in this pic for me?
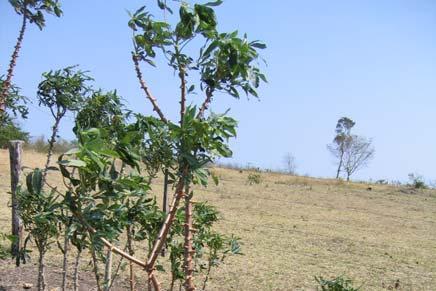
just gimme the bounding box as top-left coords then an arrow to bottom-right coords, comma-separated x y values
0,150 -> 435,290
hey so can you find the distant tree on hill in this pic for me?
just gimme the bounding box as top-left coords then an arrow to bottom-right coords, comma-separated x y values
283,153 -> 297,175
328,117 -> 355,179
341,135 -> 375,181
328,117 -> 374,181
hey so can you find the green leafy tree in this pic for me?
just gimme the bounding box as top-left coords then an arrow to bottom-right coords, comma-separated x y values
37,66 -> 92,182
20,2 -> 266,290
73,89 -> 130,140
1,0 -> 62,114
17,169 -> 60,291
0,78 -> 28,126
327,117 -> 356,179
58,128 -> 157,291
328,117 -> 374,181
128,1 -> 266,289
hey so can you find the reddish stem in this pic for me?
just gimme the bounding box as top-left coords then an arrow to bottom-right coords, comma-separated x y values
132,54 -> 168,123
1,13 -> 27,113
183,186 -> 195,290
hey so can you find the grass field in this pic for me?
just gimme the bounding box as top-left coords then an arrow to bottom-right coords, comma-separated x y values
0,150 -> 435,290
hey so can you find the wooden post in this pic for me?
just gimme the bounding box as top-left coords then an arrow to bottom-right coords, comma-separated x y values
9,140 -> 24,265
161,169 -> 169,257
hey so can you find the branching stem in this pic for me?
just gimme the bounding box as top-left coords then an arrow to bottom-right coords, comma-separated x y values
132,53 -> 168,123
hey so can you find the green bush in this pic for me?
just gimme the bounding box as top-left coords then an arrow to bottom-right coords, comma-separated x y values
0,119 -> 29,148
247,173 -> 262,185
0,232 -> 12,259
315,275 -> 361,291
408,173 -> 427,189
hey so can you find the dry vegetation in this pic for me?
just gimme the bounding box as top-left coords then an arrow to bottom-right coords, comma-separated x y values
0,150 -> 435,290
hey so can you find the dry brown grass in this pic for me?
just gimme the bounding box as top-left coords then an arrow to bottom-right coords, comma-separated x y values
0,150 -> 435,290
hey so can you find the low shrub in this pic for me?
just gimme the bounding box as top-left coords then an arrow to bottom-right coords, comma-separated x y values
408,173 -> 427,189
247,173 -> 262,185
315,275 -> 361,291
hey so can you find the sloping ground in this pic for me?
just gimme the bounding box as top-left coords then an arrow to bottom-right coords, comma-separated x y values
0,150 -> 435,290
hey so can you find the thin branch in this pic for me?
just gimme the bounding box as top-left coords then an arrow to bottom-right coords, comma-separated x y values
183,185 -> 195,291
149,273 -> 161,291
145,169 -> 187,270
179,66 -> 186,124
197,87 -> 214,119
132,53 -> 168,123
109,244 -> 128,290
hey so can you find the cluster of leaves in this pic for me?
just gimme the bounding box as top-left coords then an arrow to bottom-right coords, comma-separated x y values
17,168 -> 60,273
0,232 -> 14,259
59,128 -> 153,243
0,78 -> 28,125
315,275 -> 361,291
130,0 -> 266,100
173,106 -> 237,186
247,172 -> 262,185
37,66 -> 92,118
73,90 -> 130,139
9,0 -> 62,30
0,119 -> 29,148
18,169 -> 59,245
131,115 -> 174,179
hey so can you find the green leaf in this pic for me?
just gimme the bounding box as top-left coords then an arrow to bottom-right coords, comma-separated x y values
202,40 -> 219,59
205,0 -> 223,7
64,148 -> 80,155
211,172 -> 219,186
58,159 -> 87,168
31,169 -> 43,195
250,41 -> 267,49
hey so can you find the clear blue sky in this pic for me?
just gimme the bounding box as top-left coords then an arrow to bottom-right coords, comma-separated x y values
1,0 -> 436,182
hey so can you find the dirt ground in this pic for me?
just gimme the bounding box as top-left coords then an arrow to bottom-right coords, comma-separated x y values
0,150 -> 435,290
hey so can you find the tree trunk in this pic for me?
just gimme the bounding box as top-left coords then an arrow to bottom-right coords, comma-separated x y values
43,113 -> 63,183
73,249 -> 82,291
0,13 -> 27,113
37,246 -> 47,291
103,248 -> 113,291
145,169 -> 188,287
161,169 -> 169,257
335,161 -> 342,179
183,187 -> 195,291
335,153 -> 343,179
90,240 -> 103,291
61,228 -> 70,291
127,226 -> 135,291
9,140 -> 24,265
